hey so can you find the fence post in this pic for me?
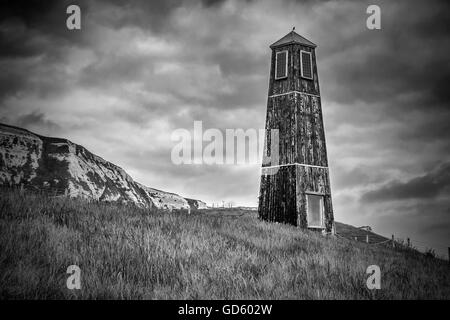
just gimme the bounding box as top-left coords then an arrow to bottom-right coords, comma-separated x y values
392,235 -> 395,248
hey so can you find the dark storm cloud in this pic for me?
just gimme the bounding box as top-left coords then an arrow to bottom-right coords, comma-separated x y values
332,166 -> 388,189
0,0 -> 195,39
2,0 -> 448,109
398,111 -> 450,144
212,49 -> 266,77
0,0 -> 90,57
361,162 -> 450,202
0,0 -> 91,100
0,0 -> 231,101
15,111 -> 61,132
95,0 -> 228,31
320,0 -> 450,110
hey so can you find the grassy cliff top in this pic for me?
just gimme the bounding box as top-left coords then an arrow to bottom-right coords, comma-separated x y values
1,189 -> 449,299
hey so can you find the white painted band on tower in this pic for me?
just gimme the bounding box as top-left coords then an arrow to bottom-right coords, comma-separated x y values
262,163 -> 329,169
269,91 -> 321,99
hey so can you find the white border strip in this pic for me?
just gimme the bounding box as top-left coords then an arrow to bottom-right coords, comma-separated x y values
269,91 -> 320,99
262,163 -> 328,170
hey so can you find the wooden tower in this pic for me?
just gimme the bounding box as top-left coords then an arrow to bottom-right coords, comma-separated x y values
258,30 -> 334,232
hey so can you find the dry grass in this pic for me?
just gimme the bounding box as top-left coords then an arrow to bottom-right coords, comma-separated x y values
0,189 -> 449,299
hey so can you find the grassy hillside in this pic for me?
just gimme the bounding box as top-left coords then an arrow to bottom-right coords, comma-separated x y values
0,189 -> 449,299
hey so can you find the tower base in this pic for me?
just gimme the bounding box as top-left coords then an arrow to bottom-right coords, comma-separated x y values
258,164 -> 334,232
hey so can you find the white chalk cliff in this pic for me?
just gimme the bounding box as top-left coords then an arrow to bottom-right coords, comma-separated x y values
0,123 -> 205,211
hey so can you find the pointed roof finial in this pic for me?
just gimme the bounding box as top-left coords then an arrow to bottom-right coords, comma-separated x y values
292,26 -> 296,31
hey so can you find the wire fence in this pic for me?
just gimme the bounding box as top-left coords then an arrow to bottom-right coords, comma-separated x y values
335,232 -> 390,245
334,227 -> 449,261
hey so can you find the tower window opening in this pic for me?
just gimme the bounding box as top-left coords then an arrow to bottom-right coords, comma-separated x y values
275,50 -> 288,80
300,50 -> 313,80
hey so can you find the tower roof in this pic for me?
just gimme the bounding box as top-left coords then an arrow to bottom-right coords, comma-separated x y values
270,30 -> 317,49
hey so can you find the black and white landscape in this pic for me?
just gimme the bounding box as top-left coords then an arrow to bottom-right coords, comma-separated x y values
0,0 -> 449,301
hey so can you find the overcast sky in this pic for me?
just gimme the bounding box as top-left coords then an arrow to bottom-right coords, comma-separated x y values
1,0 -> 449,256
